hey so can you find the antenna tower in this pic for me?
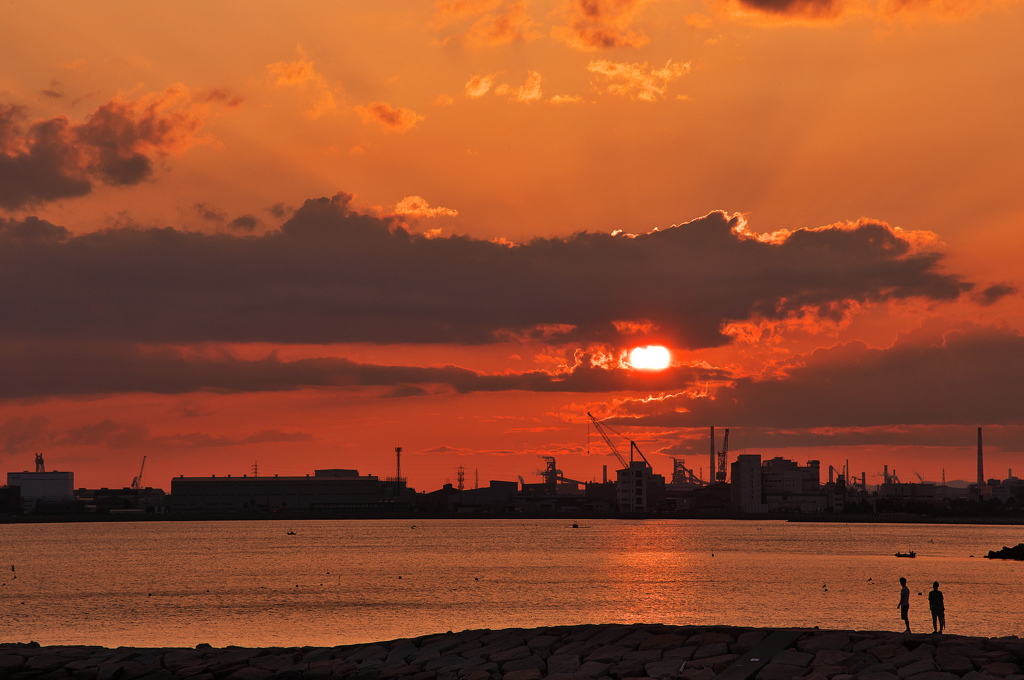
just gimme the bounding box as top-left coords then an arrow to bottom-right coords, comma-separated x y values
475,468 -> 479,489
251,461 -> 259,477
457,465 -> 466,491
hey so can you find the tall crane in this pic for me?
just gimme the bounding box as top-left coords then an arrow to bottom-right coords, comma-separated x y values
587,412 -> 628,469
131,456 -> 147,490
716,429 -> 729,482
587,412 -> 650,468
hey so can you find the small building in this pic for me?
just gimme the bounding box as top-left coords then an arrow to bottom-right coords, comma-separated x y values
730,454 -> 766,513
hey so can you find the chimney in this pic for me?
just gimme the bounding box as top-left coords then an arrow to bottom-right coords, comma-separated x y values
977,427 -> 984,487
710,426 -> 716,483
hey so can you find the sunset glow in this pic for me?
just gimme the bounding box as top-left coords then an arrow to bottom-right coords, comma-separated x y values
0,0 -> 1022,493
628,346 -> 672,370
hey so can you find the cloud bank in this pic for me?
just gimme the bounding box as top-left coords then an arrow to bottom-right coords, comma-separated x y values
0,194 -> 979,350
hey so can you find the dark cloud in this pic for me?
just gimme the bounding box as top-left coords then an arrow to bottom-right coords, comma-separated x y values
0,341 -> 724,399
0,87 -> 211,210
974,283 -> 1016,306
0,195 -> 977,349
228,214 -> 258,231
617,323 -> 1024,430
734,0 -> 841,17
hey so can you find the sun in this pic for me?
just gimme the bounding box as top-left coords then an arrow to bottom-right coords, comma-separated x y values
628,345 -> 671,370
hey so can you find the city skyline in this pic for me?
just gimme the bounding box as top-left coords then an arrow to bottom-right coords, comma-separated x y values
1,0 -> 1022,491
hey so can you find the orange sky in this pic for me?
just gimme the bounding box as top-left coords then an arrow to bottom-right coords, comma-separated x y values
1,0 -> 1022,492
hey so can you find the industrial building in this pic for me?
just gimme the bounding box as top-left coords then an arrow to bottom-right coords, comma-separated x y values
5,454 -> 78,513
170,468 -> 416,513
730,454 -> 826,514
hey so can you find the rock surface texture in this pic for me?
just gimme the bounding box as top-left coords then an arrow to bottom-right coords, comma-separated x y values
1,625 -> 1022,680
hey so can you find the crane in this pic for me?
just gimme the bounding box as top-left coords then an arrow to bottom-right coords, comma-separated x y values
715,429 -> 729,482
131,456 -> 147,490
587,412 -> 651,468
587,412 -> 628,469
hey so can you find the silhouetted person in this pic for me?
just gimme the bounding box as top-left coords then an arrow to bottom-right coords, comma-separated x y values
929,581 -> 945,634
897,577 -> 911,632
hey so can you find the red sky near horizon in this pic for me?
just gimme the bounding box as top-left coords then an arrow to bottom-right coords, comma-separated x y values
1,0 -> 1022,493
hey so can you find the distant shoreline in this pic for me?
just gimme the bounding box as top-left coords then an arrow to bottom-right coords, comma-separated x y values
1,511 -> 1023,525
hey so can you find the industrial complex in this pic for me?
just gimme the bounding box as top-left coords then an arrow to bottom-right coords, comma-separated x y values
2,426 -> 1021,519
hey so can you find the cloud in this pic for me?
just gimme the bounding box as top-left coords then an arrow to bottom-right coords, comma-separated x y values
266,56 -> 337,117
391,196 -> 459,218
435,0 -> 540,47
465,74 -> 498,98
587,60 -> 691,101
0,86 -> 214,211
465,72 -> 543,102
0,340 -> 726,399
0,201 -> 976,350
618,322 -> 1024,429
228,215 -> 259,232
553,0 -> 653,50
354,102 -> 422,133
719,0 -> 1019,22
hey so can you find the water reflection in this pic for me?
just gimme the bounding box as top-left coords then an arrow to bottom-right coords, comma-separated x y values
0,519 -> 1020,647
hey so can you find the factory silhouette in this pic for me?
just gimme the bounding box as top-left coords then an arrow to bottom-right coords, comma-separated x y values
2,426 -> 1021,521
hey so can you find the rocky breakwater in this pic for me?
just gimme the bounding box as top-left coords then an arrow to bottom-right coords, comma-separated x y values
1,625 -> 1023,680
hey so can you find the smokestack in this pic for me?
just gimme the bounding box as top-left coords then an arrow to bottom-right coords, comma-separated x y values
977,427 -> 984,487
602,465 -> 607,484
710,426 -> 715,483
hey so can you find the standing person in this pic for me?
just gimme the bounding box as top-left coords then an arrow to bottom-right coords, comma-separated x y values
897,577 -> 911,632
928,581 -> 945,634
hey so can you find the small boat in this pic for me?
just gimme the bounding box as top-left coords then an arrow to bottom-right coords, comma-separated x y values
286,530 -> 296,536
895,551 -> 916,558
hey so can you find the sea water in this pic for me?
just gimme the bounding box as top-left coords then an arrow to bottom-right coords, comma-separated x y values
0,519 -> 1020,647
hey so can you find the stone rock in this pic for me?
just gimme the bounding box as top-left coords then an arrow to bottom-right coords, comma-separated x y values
688,632 -> 734,646
617,631 -> 654,649
858,662 -> 899,676
526,635 -> 560,653
935,654 -> 974,674
426,654 -> 471,672
896,659 -> 936,678
0,656 -> 26,672
226,668 -> 273,680
610,659 -> 645,678
686,654 -> 739,671
773,650 -> 814,668
585,646 -> 631,664
590,628 -> 631,647
554,641 -> 602,658
644,660 -> 684,678
754,662 -> 808,680
737,631 -> 769,650
678,669 -> 715,680
857,673 -> 899,680
901,673 -> 960,680
809,664 -> 850,678
871,645 -> 910,662
842,653 -> 881,673
799,635 -> 852,654
490,646 -> 531,664
505,670 -> 545,680
548,655 -> 582,675
982,662 -> 1023,677
962,672 -> 999,680
623,650 -> 662,664
460,671 -> 491,680
639,635 -> 688,652
502,654 -> 545,674
693,643 -> 729,660
408,649 -> 441,665
163,651 -> 207,672
26,656 -> 68,673
575,660 -> 612,677
814,650 -> 855,667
